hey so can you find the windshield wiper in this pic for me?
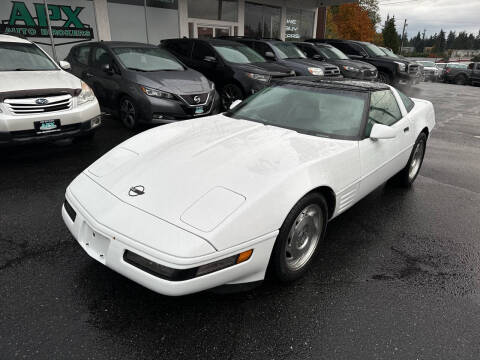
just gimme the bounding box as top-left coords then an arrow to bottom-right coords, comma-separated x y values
127,67 -> 148,72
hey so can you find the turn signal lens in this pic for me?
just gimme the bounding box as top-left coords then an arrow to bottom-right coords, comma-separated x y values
236,249 -> 253,264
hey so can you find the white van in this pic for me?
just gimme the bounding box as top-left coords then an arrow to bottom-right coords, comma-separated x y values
0,34 -> 101,145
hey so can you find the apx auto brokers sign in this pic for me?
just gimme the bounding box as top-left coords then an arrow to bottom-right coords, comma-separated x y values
0,1 -> 94,40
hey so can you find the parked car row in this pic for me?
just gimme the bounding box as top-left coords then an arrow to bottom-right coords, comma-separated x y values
1,33 -> 426,145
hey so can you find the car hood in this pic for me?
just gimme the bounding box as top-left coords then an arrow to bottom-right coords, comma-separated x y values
0,70 -> 81,94
232,62 -> 292,76
282,58 -> 336,69
332,59 -> 377,70
85,115 -> 353,236
131,68 -> 211,95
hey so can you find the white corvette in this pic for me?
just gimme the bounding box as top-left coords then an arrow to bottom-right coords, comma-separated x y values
63,78 -> 435,296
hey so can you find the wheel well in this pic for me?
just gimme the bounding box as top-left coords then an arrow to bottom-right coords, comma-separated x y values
308,186 -> 336,219
223,80 -> 246,98
421,127 -> 429,138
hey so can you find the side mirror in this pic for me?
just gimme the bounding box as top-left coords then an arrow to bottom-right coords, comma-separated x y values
370,123 -> 397,140
59,60 -> 71,70
102,63 -> 114,75
313,54 -> 325,61
203,56 -> 217,63
264,51 -> 275,60
229,99 -> 242,110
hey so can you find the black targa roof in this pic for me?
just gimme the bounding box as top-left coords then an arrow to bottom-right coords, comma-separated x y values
270,77 -> 390,92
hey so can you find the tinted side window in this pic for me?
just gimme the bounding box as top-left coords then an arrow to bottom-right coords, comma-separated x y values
468,63 -> 474,70
331,42 -> 359,56
192,42 -> 215,61
74,45 -> 90,65
254,42 -> 272,57
366,90 -> 403,135
297,44 -> 316,57
397,89 -> 415,113
93,47 -> 112,68
164,40 -> 192,58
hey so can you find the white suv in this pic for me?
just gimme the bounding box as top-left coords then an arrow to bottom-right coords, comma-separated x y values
0,34 -> 101,145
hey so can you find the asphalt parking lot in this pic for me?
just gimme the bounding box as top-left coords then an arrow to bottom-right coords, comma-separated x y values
1,81 -> 480,360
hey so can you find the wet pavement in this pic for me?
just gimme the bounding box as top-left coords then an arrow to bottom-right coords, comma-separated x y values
1,82 -> 480,359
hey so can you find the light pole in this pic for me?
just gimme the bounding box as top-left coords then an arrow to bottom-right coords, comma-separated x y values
43,0 -> 57,62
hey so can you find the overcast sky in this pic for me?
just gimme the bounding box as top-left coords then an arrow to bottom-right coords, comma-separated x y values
378,0 -> 480,38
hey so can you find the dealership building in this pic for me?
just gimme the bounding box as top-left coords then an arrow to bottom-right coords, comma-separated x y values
0,0 -> 350,60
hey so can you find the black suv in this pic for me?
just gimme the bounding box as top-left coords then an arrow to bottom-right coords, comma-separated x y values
66,41 -> 220,128
222,37 -> 341,78
293,41 -> 377,81
306,39 -> 419,85
161,38 -> 294,109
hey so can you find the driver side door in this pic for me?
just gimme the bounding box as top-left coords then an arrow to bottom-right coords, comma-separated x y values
358,89 -> 414,198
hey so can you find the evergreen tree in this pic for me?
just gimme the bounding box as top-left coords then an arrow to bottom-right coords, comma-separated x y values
446,31 -> 456,50
382,16 -> 400,53
436,29 -> 446,53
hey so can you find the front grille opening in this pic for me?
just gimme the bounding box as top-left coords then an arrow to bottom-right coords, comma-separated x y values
64,200 -> 76,222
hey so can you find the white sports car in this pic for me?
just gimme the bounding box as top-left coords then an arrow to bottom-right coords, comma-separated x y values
63,78 -> 435,296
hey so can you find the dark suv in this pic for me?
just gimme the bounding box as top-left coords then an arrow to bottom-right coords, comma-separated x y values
306,39 -> 419,85
222,37 -> 341,78
66,41 -> 220,128
161,38 -> 294,109
293,41 -> 377,80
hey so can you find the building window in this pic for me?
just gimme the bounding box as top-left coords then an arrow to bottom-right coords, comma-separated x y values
187,0 -> 238,22
285,8 -> 315,41
244,2 -> 281,39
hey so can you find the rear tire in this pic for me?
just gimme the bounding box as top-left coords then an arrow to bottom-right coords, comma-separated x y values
397,132 -> 427,187
269,193 -> 328,282
455,74 -> 467,85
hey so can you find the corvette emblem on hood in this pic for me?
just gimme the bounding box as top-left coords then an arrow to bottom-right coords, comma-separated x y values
128,185 -> 145,196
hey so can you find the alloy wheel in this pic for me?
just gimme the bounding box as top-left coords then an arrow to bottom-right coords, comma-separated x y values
120,98 -> 136,129
285,204 -> 322,271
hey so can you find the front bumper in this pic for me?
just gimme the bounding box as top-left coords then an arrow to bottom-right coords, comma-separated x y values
62,177 -> 277,296
0,99 -> 101,145
138,90 -> 221,124
341,69 -> 377,81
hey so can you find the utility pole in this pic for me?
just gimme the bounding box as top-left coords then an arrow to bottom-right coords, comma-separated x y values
400,19 -> 407,54
43,0 -> 57,62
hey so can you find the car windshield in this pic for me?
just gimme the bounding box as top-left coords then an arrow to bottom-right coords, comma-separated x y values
112,47 -> 184,71
272,42 -> 306,59
419,61 -> 435,67
363,43 -> 387,57
316,45 -> 349,60
226,85 -> 367,138
213,44 -> 265,64
0,42 -> 58,71
379,47 -> 400,58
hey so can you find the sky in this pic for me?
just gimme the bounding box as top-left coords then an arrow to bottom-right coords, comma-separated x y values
378,0 -> 480,38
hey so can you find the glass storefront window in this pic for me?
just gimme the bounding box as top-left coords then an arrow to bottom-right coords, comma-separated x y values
244,2 -> 281,39
187,0 -> 238,22
285,8 -> 315,41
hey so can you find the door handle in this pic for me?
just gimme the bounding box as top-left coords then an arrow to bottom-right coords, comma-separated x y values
403,126 -> 410,132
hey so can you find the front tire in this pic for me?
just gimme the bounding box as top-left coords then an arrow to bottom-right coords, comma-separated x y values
378,71 -> 392,85
398,132 -> 427,187
270,193 -> 328,282
220,84 -> 243,111
119,96 -> 138,129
